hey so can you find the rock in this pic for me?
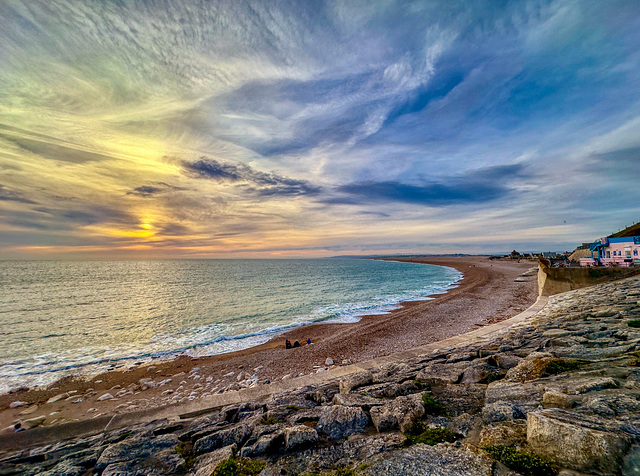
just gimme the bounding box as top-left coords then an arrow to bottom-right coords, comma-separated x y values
193,445 -> 236,476
325,357 -> 334,366
96,433 -> 178,471
331,393 -> 386,410
193,423 -> 252,455
478,422 -> 527,447
623,445 -> 640,476
416,364 -> 464,386
36,460 -> 87,476
284,425 -> 318,450
364,442 -> 493,476
504,352 -> 554,382
542,391 -> 575,409
98,393 -> 114,401
370,394 -> 425,433
317,405 -> 369,439
46,393 -> 69,404
527,409 -> 633,474
339,371 -> 373,394
9,401 -> 27,408
23,415 -> 46,429
241,432 -> 284,457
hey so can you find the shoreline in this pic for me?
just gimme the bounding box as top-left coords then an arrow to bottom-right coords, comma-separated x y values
0,256 -> 538,430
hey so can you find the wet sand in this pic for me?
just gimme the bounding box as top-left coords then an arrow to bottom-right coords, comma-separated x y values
0,256 -> 538,430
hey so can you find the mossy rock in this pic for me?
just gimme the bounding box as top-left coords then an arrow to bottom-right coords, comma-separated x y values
422,394 -> 447,416
628,319 -> 640,328
404,422 -> 462,446
483,445 -> 556,476
213,457 -> 266,476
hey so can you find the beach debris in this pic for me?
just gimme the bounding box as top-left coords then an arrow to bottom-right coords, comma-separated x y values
147,366 -> 157,372
325,357 -> 334,366
9,401 -> 26,408
97,393 -> 114,401
46,393 -> 69,404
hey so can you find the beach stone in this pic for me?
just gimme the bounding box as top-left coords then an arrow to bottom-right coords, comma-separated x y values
325,357 -> 334,366
23,415 -> 46,429
193,423 -> 252,455
241,432 -> 285,457
46,393 -> 69,404
370,394 -> 425,433
527,410 -> 633,473
284,425 -> 318,450
98,393 -> 114,401
9,400 -> 27,408
317,405 -> 369,439
339,371 -> 373,394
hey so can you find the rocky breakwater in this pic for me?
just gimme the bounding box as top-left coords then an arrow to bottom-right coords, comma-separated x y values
2,276 -> 640,475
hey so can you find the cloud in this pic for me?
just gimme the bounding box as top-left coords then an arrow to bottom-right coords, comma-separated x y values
327,164 -> 527,206
127,182 -> 187,197
0,184 -> 36,204
182,157 -> 321,197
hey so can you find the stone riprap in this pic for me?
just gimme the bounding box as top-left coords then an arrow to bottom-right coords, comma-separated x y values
1,276 -> 640,475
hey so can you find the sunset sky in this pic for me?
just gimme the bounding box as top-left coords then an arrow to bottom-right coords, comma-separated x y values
1,0 -> 639,258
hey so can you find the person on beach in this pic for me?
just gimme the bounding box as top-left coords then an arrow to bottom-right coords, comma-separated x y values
285,339 -> 292,349
307,338 -> 312,345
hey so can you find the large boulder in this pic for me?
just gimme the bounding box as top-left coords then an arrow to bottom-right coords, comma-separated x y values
317,405 -> 369,439
370,394 -> 425,433
527,410 -> 634,474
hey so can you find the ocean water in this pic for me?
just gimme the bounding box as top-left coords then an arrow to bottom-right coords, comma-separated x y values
0,259 -> 461,393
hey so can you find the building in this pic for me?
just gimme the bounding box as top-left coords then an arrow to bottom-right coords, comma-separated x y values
580,236 -> 640,267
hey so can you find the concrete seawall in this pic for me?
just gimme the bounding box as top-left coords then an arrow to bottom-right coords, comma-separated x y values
537,261 -> 640,296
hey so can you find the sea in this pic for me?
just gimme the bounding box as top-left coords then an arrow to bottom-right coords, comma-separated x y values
0,259 -> 461,393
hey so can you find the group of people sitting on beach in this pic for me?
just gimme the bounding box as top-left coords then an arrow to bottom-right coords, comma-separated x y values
285,338 -> 312,349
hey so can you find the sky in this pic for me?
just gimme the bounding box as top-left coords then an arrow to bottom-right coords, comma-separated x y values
1,0 -> 639,259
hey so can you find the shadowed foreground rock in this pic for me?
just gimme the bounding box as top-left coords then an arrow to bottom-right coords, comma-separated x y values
1,276 -> 640,475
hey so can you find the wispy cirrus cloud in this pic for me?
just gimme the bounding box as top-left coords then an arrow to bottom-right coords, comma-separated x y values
1,0 -> 640,257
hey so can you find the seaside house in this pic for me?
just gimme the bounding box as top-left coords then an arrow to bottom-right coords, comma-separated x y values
581,236 -> 640,267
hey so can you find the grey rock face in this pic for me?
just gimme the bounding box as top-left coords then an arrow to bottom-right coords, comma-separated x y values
95,433 -> 179,472
283,425 -> 318,450
364,443 -> 493,476
193,445 -> 236,476
528,410 -> 634,474
370,394 -> 425,433
193,423 -> 251,455
317,404 -> 369,439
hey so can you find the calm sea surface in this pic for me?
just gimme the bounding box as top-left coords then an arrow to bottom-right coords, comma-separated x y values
0,259 -> 461,393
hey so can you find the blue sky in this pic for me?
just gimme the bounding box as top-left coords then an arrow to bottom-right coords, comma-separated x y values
0,0 -> 639,258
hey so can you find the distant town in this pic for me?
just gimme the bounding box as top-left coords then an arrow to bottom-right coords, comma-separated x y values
495,221 -> 640,268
